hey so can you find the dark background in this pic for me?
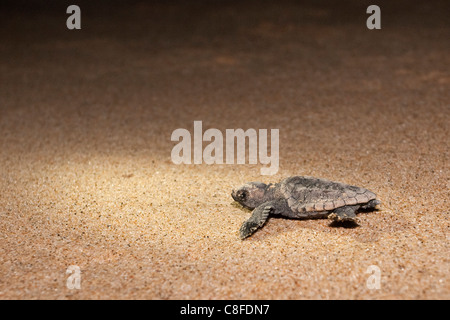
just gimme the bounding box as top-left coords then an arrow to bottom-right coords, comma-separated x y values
0,0 -> 448,300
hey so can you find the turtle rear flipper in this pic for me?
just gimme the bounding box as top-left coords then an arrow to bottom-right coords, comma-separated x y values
360,199 -> 381,210
328,205 -> 358,222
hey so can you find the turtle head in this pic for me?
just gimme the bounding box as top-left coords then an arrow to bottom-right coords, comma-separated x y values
232,182 -> 268,209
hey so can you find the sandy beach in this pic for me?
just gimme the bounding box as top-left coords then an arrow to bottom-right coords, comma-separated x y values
0,0 -> 448,299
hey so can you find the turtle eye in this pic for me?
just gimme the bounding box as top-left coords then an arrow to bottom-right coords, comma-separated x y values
239,191 -> 248,200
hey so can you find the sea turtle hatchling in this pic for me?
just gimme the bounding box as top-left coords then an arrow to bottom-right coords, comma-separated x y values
231,176 -> 381,239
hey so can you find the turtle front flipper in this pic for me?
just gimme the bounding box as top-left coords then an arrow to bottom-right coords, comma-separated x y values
239,203 -> 274,239
328,205 -> 358,222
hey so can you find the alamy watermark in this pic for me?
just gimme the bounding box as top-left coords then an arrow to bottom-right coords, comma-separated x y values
366,265 -> 381,290
171,121 -> 279,175
66,265 -> 81,290
366,5 -> 381,30
66,5 -> 81,30
66,5 -> 379,31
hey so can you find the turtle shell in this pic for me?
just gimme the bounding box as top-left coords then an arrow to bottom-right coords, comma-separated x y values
280,176 -> 377,213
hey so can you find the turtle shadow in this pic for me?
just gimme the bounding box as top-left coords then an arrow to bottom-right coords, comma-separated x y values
244,216 -> 363,242
269,212 -> 362,229
244,208 -> 410,243
231,201 -> 411,244
230,201 -> 253,213
326,207 -> 386,229
328,220 -> 359,229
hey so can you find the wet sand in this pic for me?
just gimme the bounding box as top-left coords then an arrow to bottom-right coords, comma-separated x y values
0,1 -> 448,299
